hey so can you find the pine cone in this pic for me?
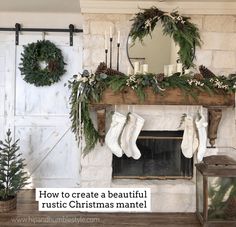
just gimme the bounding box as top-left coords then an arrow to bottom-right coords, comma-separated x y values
95,62 -> 107,75
95,62 -> 125,76
193,73 -> 204,81
105,68 -> 125,76
225,196 -> 236,218
155,73 -> 164,82
199,65 -> 216,79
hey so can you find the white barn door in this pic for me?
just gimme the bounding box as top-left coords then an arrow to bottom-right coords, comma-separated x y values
3,33 -> 82,188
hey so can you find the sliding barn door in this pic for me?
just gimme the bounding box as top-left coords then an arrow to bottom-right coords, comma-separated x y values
2,33 -> 82,188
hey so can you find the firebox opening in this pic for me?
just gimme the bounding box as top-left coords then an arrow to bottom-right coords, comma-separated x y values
112,131 -> 193,180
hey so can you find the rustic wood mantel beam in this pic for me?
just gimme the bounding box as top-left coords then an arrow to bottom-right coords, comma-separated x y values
90,88 -> 235,146
91,88 -> 235,106
90,104 -> 110,145
207,108 -> 223,148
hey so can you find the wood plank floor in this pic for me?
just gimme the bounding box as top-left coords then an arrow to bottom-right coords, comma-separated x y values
0,190 -> 202,227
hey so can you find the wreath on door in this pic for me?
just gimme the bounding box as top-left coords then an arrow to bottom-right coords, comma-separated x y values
19,40 -> 66,87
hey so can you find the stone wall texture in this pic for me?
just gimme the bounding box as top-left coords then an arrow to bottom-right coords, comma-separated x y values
80,13 -> 236,212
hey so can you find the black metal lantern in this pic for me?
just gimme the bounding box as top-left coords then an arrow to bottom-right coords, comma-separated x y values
195,155 -> 236,226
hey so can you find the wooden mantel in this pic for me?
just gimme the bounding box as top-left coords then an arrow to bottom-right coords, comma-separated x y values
90,88 -> 235,147
91,88 -> 235,106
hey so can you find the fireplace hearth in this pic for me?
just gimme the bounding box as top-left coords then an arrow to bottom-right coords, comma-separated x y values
113,131 -> 193,179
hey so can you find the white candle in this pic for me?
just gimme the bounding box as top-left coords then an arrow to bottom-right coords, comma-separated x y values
104,31 -> 108,49
164,65 -> 168,76
134,61 -> 140,74
127,66 -> 133,75
142,64 -> 148,74
117,31 -> 120,44
109,27 -> 112,38
168,64 -> 176,76
184,69 -> 191,74
176,63 -> 182,73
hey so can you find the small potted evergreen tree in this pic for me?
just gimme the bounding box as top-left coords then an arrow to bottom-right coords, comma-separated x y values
0,129 -> 29,212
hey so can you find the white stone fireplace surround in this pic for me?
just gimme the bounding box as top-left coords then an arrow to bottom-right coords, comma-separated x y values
81,12 -> 236,212
80,105 -> 236,212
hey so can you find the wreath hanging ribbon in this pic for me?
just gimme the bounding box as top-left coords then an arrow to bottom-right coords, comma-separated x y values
19,40 -> 66,87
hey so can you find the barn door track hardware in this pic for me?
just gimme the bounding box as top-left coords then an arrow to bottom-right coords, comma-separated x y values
0,23 -> 83,46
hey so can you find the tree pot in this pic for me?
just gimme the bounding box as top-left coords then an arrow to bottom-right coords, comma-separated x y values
0,196 -> 17,212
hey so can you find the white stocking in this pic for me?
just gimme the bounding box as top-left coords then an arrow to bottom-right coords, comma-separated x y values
195,114 -> 208,162
105,112 -> 126,157
120,113 -> 136,157
181,116 -> 199,158
130,113 -> 145,160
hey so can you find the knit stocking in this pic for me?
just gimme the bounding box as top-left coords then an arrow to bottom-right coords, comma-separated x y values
130,113 -> 145,160
105,112 -> 126,157
120,113 -> 137,157
195,114 -> 208,162
181,116 -> 199,158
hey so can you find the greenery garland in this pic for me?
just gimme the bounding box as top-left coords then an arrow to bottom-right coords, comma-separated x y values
69,71 -> 108,155
69,68 -> 236,155
129,7 -> 201,68
19,40 -> 66,87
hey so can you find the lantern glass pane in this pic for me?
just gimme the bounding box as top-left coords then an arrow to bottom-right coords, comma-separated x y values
196,169 -> 204,217
208,176 -> 236,221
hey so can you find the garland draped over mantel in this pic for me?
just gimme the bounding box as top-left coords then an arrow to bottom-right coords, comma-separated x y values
129,7 -> 201,68
69,66 -> 236,155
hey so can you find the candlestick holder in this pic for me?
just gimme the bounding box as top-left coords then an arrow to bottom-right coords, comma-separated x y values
116,43 -> 120,71
105,49 -> 108,67
109,37 -> 113,68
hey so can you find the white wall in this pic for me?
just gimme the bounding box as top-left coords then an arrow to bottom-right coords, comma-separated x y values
0,12 -> 82,28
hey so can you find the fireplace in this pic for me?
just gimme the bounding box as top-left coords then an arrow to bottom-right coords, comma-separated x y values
112,131 -> 193,180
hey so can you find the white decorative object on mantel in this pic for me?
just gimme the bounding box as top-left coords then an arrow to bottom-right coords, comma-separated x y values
133,61 -> 140,74
167,64 -> 176,76
164,65 -> 168,76
109,26 -> 112,38
117,30 -> 120,44
127,66 -> 133,75
142,64 -> 148,74
176,63 -> 183,73
104,31 -> 108,50
184,69 -> 191,74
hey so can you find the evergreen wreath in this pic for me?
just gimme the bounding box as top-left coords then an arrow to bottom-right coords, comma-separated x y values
19,40 -> 66,87
129,7 -> 201,68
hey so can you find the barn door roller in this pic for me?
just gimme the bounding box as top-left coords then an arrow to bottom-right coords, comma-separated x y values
0,23 -> 83,46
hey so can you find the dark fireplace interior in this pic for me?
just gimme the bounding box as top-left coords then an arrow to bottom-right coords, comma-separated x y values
112,131 -> 193,179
